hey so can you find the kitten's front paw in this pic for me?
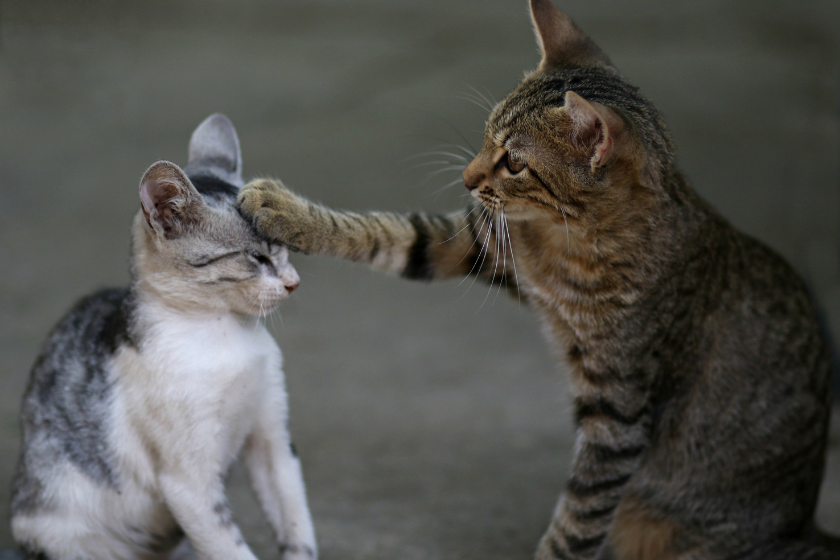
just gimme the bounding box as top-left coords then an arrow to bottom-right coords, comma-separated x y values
237,179 -> 311,252
279,542 -> 317,560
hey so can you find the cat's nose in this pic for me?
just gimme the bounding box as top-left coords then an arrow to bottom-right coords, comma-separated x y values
285,281 -> 299,293
463,164 -> 482,191
463,156 -> 490,191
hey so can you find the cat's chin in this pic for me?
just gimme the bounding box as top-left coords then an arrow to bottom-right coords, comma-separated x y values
240,297 -> 285,317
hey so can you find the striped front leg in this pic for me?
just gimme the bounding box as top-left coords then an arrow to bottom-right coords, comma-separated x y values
537,392 -> 650,560
239,179 -> 517,287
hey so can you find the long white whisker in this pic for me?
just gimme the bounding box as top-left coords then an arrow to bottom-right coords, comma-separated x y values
422,151 -> 471,162
430,143 -> 476,159
448,144 -> 477,159
502,209 -> 521,306
404,150 -> 471,163
463,208 -> 494,296
479,210 -> 503,311
440,205 -> 480,244
422,113 -> 479,155
459,207 -> 492,284
422,165 -> 467,183
453,205 -> 491,270
459,92 -> 494,113
430,177 -> 465,196
483,87 -> 499,107
493,207 -> 508,306
427,164 -> 467,174
466,85 -> 497,113
410,159 -> 458,169
448,206 -> 480,219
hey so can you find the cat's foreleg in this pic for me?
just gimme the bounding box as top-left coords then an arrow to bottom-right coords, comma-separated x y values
244,398 -> 317,560
536,393 -> 650,560
238,179 -> 513,285
158,469 -> 257,560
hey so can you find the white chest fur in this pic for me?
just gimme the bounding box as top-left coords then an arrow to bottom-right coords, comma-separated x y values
112,307 -> 285,482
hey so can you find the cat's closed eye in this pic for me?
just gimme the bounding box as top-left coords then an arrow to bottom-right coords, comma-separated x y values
247,251 -> 273,266
189,251 -> 239,268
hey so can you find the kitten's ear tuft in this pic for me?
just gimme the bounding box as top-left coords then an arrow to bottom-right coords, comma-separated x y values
563,91 -> 625,170
184,113 -> 243,188
139,161 -> 204,238
529,0 -> 611,70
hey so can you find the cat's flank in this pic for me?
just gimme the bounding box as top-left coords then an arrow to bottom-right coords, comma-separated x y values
237,1 -> 834,559
11,115 -> 316,560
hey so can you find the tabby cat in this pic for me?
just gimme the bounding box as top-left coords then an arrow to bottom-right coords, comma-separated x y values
11,114 -> 316,560
237,1 -> 834,559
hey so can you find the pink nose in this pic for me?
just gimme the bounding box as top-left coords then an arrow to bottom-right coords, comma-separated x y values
285,282 -> 299,293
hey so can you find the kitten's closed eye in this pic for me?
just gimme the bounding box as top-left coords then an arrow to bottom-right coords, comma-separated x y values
189,252 -> 240,268
248,251 -> 273,267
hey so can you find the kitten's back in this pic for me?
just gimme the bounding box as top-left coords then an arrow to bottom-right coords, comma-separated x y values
13,287 -> 134,514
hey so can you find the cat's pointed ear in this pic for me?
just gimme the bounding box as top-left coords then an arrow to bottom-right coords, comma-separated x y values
563,91 -> 625,170
139,161 -> 205,238
529,0 -> 611,70
184,113 -> 243,188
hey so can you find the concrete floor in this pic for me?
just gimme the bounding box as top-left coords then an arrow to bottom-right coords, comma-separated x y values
1,1 -> 839,558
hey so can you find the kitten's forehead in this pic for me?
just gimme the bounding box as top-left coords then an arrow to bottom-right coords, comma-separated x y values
204,205 -> 259,245
146,171 -> 266,261
168,196 -> 259,259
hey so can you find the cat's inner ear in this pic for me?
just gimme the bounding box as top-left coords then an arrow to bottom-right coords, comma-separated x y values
561,91 -> 626,171
184,113 -> 243,188
139,161 -> 204,238
529,0 -> 611,70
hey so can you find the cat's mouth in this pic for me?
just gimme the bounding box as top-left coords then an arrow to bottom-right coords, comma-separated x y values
472,187 -> 503,210
247,288 -> 291,316
472,189 -> 533,221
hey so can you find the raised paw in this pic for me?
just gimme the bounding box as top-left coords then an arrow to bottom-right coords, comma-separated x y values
237,179 -> 296,220
237,179 -> 312,251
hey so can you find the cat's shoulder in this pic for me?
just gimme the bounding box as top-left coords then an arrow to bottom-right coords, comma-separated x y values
30,287 -> 136,383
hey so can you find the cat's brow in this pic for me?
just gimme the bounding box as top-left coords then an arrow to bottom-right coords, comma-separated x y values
188,251 -> 241,268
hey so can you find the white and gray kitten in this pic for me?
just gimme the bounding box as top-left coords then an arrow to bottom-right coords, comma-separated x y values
10,114 -> 316,560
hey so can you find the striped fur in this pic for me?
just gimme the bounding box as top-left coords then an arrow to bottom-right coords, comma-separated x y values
238,1 -> 834,559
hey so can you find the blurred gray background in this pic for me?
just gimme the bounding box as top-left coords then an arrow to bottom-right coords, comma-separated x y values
1,1 -> 839,559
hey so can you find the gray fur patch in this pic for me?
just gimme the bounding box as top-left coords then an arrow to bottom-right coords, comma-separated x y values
12,288 -> 134,513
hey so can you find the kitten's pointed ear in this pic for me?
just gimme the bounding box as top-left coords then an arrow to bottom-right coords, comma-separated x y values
529,0 -> 611,70
139,161 -> 205,238
184,113 -> 243,188
563,91 -> 625,170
